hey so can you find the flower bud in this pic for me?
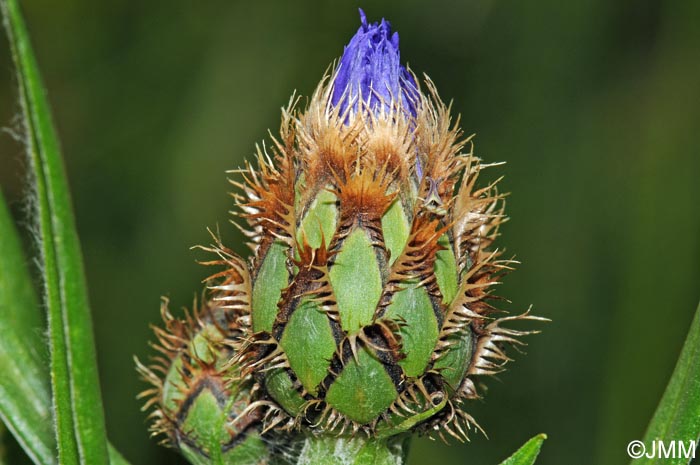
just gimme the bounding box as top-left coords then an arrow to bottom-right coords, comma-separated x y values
331,9 -> 418,118
136,295 -> 274,464
210,11 -> 545,442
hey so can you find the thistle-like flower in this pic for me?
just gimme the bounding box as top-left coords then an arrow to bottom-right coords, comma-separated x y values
139,9 -> 543,464
226,10 -> 543,440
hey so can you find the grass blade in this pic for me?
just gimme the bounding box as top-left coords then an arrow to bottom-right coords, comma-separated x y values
1,1 -> 110,463
498,434 -> 547,465
107,447 -> 130,465
1,421 -> 6,465
0,196 -> 132,464
631,302 -> 700,465
0,189 -> 54,464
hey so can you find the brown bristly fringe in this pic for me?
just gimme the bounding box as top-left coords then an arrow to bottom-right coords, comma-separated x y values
135,295 -> 249,446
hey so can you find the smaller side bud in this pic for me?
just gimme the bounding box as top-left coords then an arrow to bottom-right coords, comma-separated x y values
136,297 -> 275,465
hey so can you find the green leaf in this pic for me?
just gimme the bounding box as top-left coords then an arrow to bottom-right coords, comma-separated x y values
0,190 -> 54,465
499,434 -> 547,465
0,193 -> 132,464
631,301 -> 700,465
0,421 -> 6,465
107,447 -> 130,465
1,1 -> 109,464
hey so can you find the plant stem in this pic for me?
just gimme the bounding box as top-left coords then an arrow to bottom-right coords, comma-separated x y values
296,434 -> 410,465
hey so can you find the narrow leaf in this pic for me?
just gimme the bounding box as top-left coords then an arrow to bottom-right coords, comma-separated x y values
0,197 -> 131,465
1,1 -> 109,464
107,447 -> 130,465
0,420 -> 8,465
0,189 -> 54,465
499,434 -> 547,465
631,302 -> 700,465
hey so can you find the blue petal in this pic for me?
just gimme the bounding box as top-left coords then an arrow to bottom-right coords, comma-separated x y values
332,9 -> 418,118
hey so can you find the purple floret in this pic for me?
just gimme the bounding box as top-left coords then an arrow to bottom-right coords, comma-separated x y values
331,9 -> 418,118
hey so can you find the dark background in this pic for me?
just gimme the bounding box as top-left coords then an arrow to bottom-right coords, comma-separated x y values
1,1 -> 699,464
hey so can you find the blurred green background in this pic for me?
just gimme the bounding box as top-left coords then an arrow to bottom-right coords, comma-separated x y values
1,1 -> 698,464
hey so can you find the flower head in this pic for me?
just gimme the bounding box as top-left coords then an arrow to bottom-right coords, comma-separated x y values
331,9 -> 418,118
217,11 -> 545,440
142,10 -> 544,455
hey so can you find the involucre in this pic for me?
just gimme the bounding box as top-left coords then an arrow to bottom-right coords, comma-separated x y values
229,10 -> 543,440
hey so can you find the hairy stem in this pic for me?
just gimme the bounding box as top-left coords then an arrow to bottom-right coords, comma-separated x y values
296,434 -> 410,465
